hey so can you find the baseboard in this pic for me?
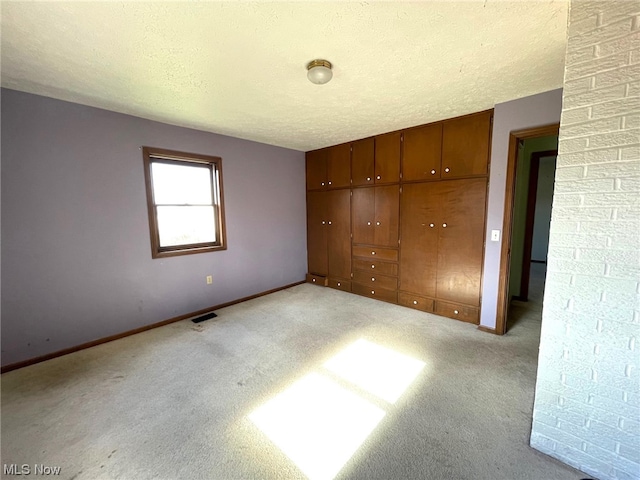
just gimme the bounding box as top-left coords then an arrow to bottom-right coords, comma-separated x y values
477,325 -> 501,335
1,280 -> 305,374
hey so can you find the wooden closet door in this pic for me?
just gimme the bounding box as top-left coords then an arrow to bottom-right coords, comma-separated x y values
352,187 -> 375,245
351,138 -> 375,187
327,143 -> 351,189
307,191 -> 327,275
436,178 -> 487,306
374,185 -> 400,247
402,124 -> 443,181
327,189 -> 351,280
374,132 -> 401,184
399,183 -> 441,297
306,149 -> 327,191
441,111 -> 492,178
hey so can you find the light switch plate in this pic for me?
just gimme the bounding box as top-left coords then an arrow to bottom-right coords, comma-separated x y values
491,230 -> 500,242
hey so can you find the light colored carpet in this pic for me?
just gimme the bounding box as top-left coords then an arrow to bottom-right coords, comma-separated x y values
2,268 -> 586,480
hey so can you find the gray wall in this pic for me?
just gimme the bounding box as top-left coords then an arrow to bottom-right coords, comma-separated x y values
480,89 -> 563,330
531,156 -> 556,262
1,88 -> 307,367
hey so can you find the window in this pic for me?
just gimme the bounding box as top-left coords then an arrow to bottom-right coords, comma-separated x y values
142,146 -> 226,258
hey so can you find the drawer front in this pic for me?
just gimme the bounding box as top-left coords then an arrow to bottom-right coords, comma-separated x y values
352,283 -> 398,304
352,245 -> 398,262
435,301 -> 479,324
398,292 -> 434,313
352,271 -> 398,290
352,258 -> 398,276
306,273 -> 328,286
328,278 -> 351,292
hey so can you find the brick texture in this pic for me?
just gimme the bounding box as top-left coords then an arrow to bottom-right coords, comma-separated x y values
530,1 -> 640,480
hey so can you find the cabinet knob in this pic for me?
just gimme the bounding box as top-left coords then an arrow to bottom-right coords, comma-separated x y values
371,251 -> 376,255
376,175 -> 381,180
371,265 -> 375,268
312,278 -> 316,282
413,300 -> 418,305
321,182 -> 325,186
366,177 -> 371,181
444,167 -> 450,173
442,223 -> 447,228
454,309 -> 459,314
328,181 -> 332,185
429,223 -> 434,228
367,222 -> 371,226
328,221 -> 332,225
376,221 -> 381,226
337,282 -> 341,286
322,221 -> 326,225
371,277 -> 375,282
431,170 -> 436,175
371,290 -> 375,294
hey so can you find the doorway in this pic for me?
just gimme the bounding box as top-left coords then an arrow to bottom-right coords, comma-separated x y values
495,124 -> 560,335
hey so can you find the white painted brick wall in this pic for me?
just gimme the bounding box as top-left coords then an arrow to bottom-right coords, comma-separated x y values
530,1 -> 640,480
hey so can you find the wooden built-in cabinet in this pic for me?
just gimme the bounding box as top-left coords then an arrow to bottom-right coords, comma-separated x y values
306,143 -> 351,191
351,133 -> 401,186
306,109 -> 492,326
352,185 -> 400,248
399,178 -> 487,323
306,189 -> 351,288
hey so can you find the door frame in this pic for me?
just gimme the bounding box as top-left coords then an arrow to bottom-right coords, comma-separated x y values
517,149 -> 558,301
495,124 -> 559,335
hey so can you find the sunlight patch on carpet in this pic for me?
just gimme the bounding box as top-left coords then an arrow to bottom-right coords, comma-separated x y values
248,372 -> 385,480
323,339 -> 426,404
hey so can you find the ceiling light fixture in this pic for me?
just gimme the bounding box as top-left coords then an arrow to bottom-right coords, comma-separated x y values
307,59 -> 333,85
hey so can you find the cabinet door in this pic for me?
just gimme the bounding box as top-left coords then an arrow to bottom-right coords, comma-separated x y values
326,189 -> 351,280
436,178 -> 487,306
399,183 -> 441,298
374,132 -> 401,184
327,143 -> 351,189
306,149 -> 327,190
374,185 -> 400,248
307,191 -> 327,275
402,124 -> 442,181
441,111 -> 492,178
351,138 -> 375,187
352,188 -> 375,245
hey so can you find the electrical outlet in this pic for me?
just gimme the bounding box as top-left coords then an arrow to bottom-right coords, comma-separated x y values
206,275 -> 213,285
491,230 -> 500,242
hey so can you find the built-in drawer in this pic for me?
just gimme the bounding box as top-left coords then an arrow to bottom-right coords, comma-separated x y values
398,292 -> 435,313
352,246 -> 398,262
306,273 -> 328,286
352,259 -> 398,276
352,282 -> 398,304
328,278 -> 351,292
352,271 -> 398,291
435,301 -> 479,324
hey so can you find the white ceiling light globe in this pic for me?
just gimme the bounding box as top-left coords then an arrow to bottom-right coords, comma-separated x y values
307,60 -> 333,85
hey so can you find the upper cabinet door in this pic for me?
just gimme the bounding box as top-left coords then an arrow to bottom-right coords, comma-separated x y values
306,149 -> 327,191
352,187 -> 375,245
402,124 -> 443,181
374,132 -> 401,184
374,185 -> 400,248
351,138 -> 375,187
441,111 -> 492,178
327,143 -> 351,189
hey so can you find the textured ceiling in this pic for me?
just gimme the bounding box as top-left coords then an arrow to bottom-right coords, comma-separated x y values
1,1 -> 568,151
